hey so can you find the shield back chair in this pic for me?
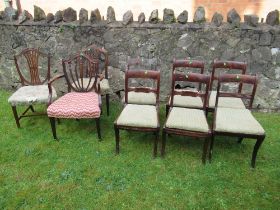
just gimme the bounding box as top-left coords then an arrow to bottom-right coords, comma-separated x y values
210,74 -> 265,168
82,44 -> 110,115
114,69 -> 161,157
8,48 -> 57,128
165,58 -> 205,116
208,60 -> 247,113
162,72 -> 211,164
47,53 -> 102,140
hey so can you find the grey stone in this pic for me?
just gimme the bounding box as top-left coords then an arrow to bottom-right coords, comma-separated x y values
90,9 -> 101,23
259,32 -> 272,46
227,8 -> 241,25
107,6 -> 116,23
54,10 -> 63,23
123,10 -> 133,25
177,10 -> 188,24
63,7 -> 77,22
252,47 -> 272,62
193,6 -> 205,23
79,8 -> 88,24
34,5 -> 46,21
211,12 -> 223,27
221,48 -> 235,60
46,13 -> 54,23
266,10 -> 279,26
244,15 -> 259,27
18,10 -> 32,24
138,12 -> 145,24
275,67 -> 280,79
0,11 -> 4,19
149,9 -> 159,23
163,8 -> 175,24
4,7 -> 18,21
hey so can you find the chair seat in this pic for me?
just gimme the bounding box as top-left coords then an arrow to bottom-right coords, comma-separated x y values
116,104 -> 159,128
168,95 -> 203,108
47,92 -> 101,119
208,91 -> 246,109
71,78 -> 110,94
8,85 -> 57,106
214,108 -> 265,135
166,107 -> 209,133
125,91 -> 157,105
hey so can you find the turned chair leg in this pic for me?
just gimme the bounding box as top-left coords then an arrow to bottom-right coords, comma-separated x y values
161,129 -> 167,157
114,125 -> 120,154
165,105 -> 170,117
251,136 -> 265,168
95,118 -> 101,140
153,130 -> 159,157
209,135 -> 215,161
237,137 -> 243,144
30,105 -> 35,112
11,106 -> 20,128
106,94 -> 110,116
202,137 -> 210,164
49,117 -> 57,140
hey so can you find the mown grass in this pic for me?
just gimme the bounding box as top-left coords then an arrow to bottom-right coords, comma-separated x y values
0,89 -> 279,209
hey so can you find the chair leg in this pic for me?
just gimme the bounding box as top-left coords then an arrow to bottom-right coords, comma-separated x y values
202,137 -> 210,164
161,129 -> 167,157
251,136 -> 265,168
237,137 -> 243,144
209,135 -> 215,161
11,106 -> 20,128
153,130 -> 159,158
49,117 -> 57,140
165,105 -> 169,117
114,125 -> 120,154
95,118 -> 101,140
30,105 -> 35,112
57,118 -> 61,124
106,94 -> 110,116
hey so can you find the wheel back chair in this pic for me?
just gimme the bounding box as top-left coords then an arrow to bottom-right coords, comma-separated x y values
210,74 -> 265,168
208,60 -> 247,112
165,58 -> 205,116
8,48 -> 57,128
162,72 -> 211,164
114,68 -> 161,157
47,53 -> 102,140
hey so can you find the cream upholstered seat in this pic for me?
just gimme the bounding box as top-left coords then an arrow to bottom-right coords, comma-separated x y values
169,95 -> 203,108
208,91 -> 246,109
71,78 -> 110,94
165,107 -> 209,132
215,107 -> 265,135
116,104 -> 158,128
8,85 -> 57,106
126,91 -> 157,105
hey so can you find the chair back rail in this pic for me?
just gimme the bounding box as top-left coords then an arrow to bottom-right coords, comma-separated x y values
14,48 -> 50,85
124,69 -> 160,104
170,72 -> 210,109
216,74 -> 258,109
210,60 -> 247,93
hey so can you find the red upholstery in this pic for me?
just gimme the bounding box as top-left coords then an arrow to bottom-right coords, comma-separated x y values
47,92 -> 101,118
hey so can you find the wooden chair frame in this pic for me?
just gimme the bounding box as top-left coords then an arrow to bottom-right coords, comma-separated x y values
162,72 -> 211,164
114,69 -> 161,157
210,74 -> 265,168
48,53 -> 102,140
12,48 -> 51,128
166,58 -> 205,116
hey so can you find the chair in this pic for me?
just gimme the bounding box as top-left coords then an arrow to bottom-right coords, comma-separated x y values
210,74 -> 265,168
114,69 -> 161,157
208,60 -> 247,112
162,72 -> 211,164
47,53 -> 102,140
165,59 -> 205,116
8,48 -> 57,128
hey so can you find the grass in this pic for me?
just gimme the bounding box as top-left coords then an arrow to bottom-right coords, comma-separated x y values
0,88 -> 279,209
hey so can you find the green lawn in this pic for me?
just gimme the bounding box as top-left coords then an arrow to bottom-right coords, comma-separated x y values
0,89 -> 279,209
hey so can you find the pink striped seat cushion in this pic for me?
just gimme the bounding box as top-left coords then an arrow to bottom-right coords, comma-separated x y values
47,92 -> 101,118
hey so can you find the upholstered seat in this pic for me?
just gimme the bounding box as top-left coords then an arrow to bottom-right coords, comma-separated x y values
166,107 -> 209,132
168,95 -> 203,108
208,91 -> 246,109
126,91 -> 157,105
215,107 -> 265,135
47,92 -> 101,119
8,85 -> 57,106
116,104 -> 158,128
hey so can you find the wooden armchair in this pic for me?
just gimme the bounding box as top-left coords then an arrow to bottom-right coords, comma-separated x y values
166,59 -> 205,115
162,72 -> 211,164
208,60 -> 247,112
114,69 -> 160,157
8,48 -> 57,128
47,53 -> 102,140
210,74 -> 265,168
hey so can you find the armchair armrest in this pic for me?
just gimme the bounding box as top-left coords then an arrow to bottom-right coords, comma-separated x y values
48,74 -> 65,106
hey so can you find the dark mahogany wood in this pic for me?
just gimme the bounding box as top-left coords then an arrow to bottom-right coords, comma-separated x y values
114,68 -> 161,157
210,74 -> 265,168
162,72 -> 212,164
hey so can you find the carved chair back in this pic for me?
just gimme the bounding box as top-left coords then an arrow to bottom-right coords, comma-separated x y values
62,53 -> 100,93
14,48 -> 50,86
216,74 -> 258,109
124,69 -> 160,105
170,72 -> 210,110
